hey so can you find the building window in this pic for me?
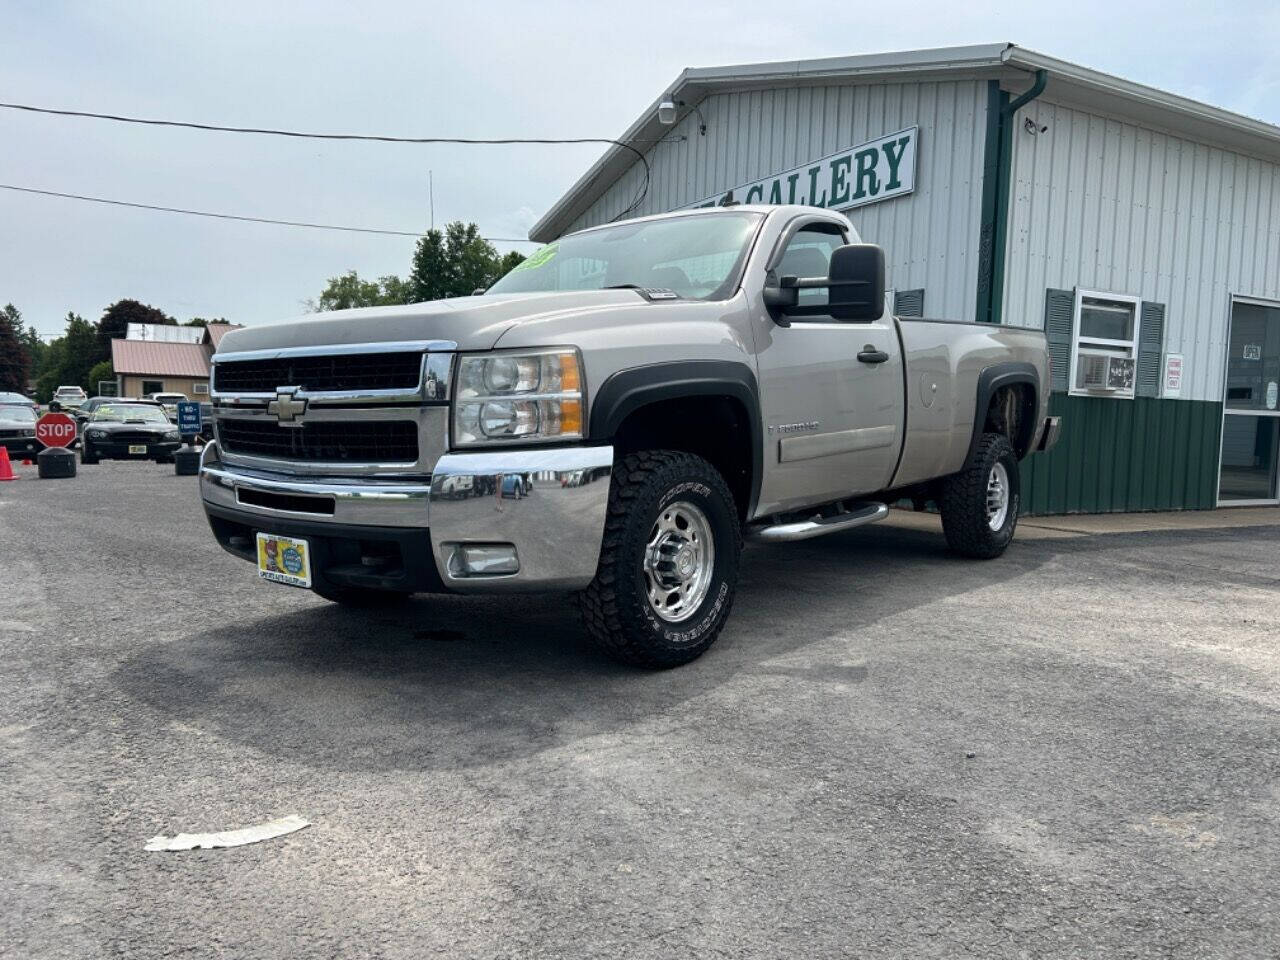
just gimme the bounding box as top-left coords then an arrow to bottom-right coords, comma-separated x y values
141,379 -> 164,396
193,382 -> 210,395
1068,290 -> 1139,398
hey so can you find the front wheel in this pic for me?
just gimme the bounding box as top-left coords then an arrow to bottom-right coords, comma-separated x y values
80,445 -> 98,465
938,432 -> 1020,559
580,451 -> 741,668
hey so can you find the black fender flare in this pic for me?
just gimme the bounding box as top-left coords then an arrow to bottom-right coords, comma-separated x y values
589,360 -> 763,517
968,361 -> 1040,462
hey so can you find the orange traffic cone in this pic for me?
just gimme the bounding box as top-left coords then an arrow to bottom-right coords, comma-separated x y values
0,447 -> 16,481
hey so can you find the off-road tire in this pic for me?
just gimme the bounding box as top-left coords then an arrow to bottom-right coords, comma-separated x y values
939,432 -> 1020,559
311,583 -> 412,607
580,450 -> 741,669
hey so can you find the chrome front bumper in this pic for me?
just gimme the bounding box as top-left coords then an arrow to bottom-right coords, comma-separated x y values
199,442 -> 614,592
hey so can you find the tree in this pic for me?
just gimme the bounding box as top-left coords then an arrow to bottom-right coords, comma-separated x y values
497,249 -> 527,276
0,303 -> 31,393
19,318 -> 46,375
36,313 -> 98,400
407,230 -> 449,302
95,299 -> 175,363
407,222 -> 522,301
86,360 -> 115,395
312,221 -> 528,310
312,272 -> 411,312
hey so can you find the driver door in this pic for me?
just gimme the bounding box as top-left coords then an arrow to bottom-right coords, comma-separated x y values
753,219 -> 905,513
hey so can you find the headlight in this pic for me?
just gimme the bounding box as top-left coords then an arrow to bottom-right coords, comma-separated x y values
164,430 -> 180,441
87,429 -> 107,439
453,348 -> 584,445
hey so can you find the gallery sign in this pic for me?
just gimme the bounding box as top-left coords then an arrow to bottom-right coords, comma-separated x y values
682,127 -> 917,213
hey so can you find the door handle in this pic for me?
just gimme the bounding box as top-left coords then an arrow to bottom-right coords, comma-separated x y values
857,346 -> 890,364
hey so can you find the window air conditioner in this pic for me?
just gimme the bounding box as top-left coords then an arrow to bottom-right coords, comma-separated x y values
1077,350 -> 1135,396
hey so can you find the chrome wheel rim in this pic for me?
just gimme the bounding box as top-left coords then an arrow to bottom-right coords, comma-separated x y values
643,500 -> 715,623
986,461 -> 1010,531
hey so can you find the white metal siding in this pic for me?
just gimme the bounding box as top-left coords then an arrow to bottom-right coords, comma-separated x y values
1004,97 -> 1280,403
563,80 -> 990,324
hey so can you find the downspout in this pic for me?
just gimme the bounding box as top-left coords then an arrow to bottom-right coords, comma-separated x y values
975,68 -> 1047,324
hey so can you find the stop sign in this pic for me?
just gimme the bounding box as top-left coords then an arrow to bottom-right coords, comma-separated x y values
35,412 -> 77,449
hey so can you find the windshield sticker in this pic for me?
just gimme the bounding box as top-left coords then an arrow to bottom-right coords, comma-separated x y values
513,243 -> 558,272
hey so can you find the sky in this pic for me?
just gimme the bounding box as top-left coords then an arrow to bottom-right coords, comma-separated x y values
3,0 -> 1280,338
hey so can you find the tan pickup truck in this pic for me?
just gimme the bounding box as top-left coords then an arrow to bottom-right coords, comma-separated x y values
200,204 -> 1059,667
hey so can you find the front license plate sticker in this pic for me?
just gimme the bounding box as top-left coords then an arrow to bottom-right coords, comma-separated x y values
128,444 -> 147,455
256,533 -> 312,588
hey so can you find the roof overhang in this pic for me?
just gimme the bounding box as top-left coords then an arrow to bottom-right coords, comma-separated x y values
530,43 -> 1280,242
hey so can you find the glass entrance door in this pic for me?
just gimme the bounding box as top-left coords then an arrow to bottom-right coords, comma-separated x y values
1219,299 -> 1280,504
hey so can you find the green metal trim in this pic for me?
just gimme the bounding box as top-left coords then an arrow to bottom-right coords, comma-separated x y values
975,70 -> 1047,324
1020,395 -> 1223,515
974,81 -> 1004,325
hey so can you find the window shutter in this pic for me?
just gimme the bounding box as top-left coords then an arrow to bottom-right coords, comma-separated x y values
1044,288 -> 1075,393
894,288 -> 925,318
1136,301 -> 1166,398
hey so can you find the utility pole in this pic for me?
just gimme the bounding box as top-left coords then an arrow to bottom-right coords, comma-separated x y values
429,170 -> 434,231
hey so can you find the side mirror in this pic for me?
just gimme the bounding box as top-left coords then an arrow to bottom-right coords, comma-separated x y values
762,274 -> 797,326
827,244 -> 885,321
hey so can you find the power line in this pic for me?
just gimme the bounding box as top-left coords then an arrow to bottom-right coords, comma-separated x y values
0,183 -> 537,242
0,99 -> 653,218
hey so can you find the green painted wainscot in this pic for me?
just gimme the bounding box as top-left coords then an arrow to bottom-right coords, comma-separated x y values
1019,395 -> 1223,515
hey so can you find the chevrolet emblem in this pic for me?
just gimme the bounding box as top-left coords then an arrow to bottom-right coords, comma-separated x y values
267,388 -> 307,424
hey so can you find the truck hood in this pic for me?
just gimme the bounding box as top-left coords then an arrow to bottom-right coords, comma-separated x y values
216,290 -> 655,355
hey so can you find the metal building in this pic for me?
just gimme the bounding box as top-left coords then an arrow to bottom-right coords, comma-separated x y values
530,44 -> 1280,513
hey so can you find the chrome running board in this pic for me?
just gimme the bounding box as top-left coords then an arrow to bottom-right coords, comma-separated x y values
750,502 -> 889,543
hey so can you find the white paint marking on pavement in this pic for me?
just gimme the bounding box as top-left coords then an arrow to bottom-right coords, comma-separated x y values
144,814 -> 310,852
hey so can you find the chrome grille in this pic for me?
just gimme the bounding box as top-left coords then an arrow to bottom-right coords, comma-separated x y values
212,352 -> 423,394
218,419 -> 419,463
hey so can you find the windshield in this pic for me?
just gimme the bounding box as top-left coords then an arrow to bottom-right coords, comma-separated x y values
55,388 -> 85,397
488,212 -> 764,301
0,405 -> 36,423
92,404 -> 169,424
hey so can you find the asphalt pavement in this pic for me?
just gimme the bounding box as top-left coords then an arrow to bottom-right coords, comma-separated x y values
2,460 -> 1279,959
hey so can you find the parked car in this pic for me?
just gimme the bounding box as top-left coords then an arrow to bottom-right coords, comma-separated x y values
199,204 -> 1060,668
0,392 -> 40,415
145,392 -> 188,418
73,397 -> 167,447
80,401 -> 182,465
0,403 -> 39,458
74,396 -> 167,424
51,386 -> 88,411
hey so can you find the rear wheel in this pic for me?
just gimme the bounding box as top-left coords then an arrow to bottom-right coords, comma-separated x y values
580,450 -> 741,668
938,432 -> 1020,559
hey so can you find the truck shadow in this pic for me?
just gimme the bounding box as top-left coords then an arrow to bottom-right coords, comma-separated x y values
114,521 -> 1260,774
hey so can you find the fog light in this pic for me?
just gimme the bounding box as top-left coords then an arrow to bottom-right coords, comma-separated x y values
447,543 -> 519,577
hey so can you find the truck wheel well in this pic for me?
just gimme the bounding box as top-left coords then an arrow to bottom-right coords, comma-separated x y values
612,396 -> 754,521
983,383 -> 1037,459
